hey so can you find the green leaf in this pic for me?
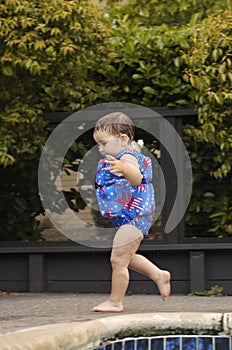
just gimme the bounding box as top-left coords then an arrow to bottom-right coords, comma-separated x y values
143,86 -> 156,94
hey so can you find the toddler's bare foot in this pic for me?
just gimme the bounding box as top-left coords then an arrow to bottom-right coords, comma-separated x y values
156,270 -> 171,301
91,300 -> 124,313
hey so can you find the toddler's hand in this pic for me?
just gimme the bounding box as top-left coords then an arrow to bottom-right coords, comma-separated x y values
105,155 -> 115,162
104,155 -> 125,175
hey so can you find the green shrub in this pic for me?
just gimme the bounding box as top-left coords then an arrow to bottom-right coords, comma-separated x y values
183,11 -> 232,236
0,0 -> 109,240
100,0 -> 228,26
91,21 -> 192,107
0,0 -> 231,240
90,7 -> 231,237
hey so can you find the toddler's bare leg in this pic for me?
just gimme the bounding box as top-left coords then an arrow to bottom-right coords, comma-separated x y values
91,225 -> 143,312
129,254 -> 171,301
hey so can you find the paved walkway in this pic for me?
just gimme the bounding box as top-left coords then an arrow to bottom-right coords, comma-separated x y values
1,293 -> 232,335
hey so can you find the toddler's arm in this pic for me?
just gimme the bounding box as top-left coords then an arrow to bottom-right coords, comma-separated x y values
104,155 -> 142,186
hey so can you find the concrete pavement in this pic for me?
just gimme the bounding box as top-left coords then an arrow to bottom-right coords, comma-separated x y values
1,293 -> 232,335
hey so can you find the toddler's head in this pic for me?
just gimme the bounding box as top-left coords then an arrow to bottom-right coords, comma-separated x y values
94,112 -> 135,141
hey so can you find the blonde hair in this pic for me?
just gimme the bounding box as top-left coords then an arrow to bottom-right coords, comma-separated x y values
94,112 -> 135,141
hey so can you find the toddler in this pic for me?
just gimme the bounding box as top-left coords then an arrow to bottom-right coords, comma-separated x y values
91,112 -> 171,312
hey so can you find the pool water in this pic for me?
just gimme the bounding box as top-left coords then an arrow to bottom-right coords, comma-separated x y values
96,335 -> 231,350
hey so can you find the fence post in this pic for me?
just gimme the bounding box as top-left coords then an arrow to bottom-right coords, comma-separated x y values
190,251 -> 205,293
29,254 -> 46,292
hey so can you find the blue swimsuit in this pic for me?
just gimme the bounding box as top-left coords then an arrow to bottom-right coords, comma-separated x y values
95,149 -> 155,237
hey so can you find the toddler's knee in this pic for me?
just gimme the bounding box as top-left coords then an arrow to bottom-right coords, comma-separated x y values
110,254 -> 122,269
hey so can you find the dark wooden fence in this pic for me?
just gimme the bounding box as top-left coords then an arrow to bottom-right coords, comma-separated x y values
1,106 -> 231,295
0,241 -> 232,294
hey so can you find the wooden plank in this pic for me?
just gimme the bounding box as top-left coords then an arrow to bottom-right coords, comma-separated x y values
46,280 -> 189,294
206,252 -> 232,279
46,253 -> 111,281
206,281 -> 232,296
128,280 -> 189,295
0,281 -> 28,292
144,251 -> 189,280
46,281 -> 111,293
42,106 -> 197,124
0,255 -> 28,280
1,242 -> 232,253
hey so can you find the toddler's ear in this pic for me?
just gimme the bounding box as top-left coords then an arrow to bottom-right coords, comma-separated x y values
120,134 -> 130,142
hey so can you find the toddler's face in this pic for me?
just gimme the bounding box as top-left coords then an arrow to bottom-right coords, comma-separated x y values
94,130 -> 127,157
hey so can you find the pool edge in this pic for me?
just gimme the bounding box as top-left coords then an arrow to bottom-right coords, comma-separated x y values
0,312 -> 232,350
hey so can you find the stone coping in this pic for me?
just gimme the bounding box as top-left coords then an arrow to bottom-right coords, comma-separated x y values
0,313 -> 231,350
